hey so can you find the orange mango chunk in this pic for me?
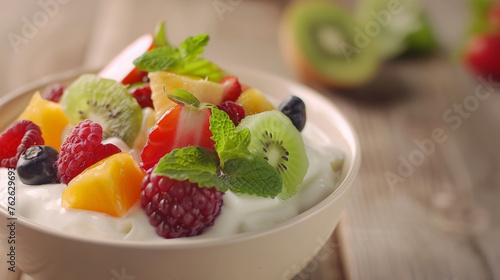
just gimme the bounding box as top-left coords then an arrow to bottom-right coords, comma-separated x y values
236,88 -> 276,115
61,152 -> 145,217
17,91 -> 69,151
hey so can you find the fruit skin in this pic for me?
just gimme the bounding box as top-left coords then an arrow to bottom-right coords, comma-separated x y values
141,169 -> 224,238
217,101 -> 246,126
280,0 -> 380,89
0,120 -> 44,168
41,83 -> 65,102
149,71 -> 224,120
220,75 -> 242,102
17,91 -> 69,151
278,96 -> 306,132
465,33 -> 500,81
236,88 -> 276,115
16,145 -> 58,185
62,152 -> 145,217
140,104 -> 214,171
57,120 -> 122,184
98,34 -> 154,85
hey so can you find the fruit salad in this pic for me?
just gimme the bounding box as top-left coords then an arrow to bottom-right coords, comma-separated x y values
0,22 -> 344,240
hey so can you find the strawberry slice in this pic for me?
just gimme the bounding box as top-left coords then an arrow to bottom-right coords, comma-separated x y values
140,103 -> 214,170
220,76 -> 242,103
98,34 -> 154,85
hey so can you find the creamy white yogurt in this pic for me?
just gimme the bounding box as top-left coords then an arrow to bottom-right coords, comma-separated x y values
0,122 -> 343,241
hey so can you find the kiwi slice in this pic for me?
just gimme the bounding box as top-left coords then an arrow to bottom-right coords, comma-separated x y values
61,74 -> 143,147
356,0 -> 437,59
280,1 -> 381,88
237,110 -> 309,200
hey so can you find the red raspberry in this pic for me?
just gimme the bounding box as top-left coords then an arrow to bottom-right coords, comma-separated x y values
41,83 -> 65,102
141,169 -> 224,239
0,120 -> 44,168
56,120 -> 121,184
131,84 -> 154,109
218,101 -> 246,126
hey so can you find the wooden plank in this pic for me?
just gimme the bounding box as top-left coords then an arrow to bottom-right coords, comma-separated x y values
310,56 -> 500,280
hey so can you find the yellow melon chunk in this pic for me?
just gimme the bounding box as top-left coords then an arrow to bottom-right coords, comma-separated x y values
236,88 -> 276,115
17,92 -> 69,151
149,71 -> 224,120
61,153 -> 145,217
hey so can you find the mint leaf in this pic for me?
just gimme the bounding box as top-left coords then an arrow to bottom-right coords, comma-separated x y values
179,34 -> 209,62
171,58 -> 225,82
133,46 -> 180,72
169,88 -> 201,107
154,146 -> 228,191
221,155 -> 282,198
153,21 -> 169,47
210,107 -> 251,163
133,32 -> 225,81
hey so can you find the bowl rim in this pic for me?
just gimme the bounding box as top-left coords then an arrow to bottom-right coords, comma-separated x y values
0,67 -> 361,249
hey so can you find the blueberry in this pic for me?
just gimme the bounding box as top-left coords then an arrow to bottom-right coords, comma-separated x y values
278,96 -> 306,132
16,145 -> 59,185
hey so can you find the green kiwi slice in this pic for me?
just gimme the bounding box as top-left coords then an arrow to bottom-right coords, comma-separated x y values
280,1 -> 381,88
237,110 -> 309,200
61,74 -> 143,147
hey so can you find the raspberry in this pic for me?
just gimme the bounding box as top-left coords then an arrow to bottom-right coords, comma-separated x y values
141,169 -> 224,239
57,120 -> 121,184
41,83 -> 65,102
0,120 -> 44,168
218,101 -> 246,126
131,84 -> 154,109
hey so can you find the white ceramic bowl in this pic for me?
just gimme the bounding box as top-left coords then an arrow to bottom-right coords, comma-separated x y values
0,68 -> 360,280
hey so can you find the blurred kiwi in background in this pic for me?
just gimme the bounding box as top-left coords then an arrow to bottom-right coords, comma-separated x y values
279,0 -> 438,90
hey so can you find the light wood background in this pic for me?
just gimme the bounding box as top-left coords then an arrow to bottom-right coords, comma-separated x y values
1,0 -> 499,280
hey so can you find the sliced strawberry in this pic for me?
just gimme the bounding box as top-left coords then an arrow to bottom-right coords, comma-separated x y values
140,105 -> 214,170
220,76 -> 242,103
98,34 -> 154,85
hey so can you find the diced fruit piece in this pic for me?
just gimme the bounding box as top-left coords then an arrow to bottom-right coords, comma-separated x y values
141,169 -> 224,238
220,75 -> 242,102
130,84 -> 154,109
278,96 -> 306,132
217,101 -> 246,126
61,74 -> 143,147
57,120 -> 121,184
62,152 -> 145,217
140,103 -> 214,171
0,120 -> 44,168
41,83 -> 65,102
149,71 -> 224,120
236,88 -> 276,115
464,33 -> 500,81
237,110 -> 309,199
98,34 -> 154,85
17,92 -> 69,151
280,0 -> 380,88
17,145 -> 58,185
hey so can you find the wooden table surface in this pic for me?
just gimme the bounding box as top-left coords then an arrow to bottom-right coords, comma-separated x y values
1,0 -> 499,280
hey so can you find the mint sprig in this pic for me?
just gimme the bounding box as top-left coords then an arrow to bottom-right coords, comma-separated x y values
133,33 -> 224,82
210,107 -> 251,164
153,91 -> 283,198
